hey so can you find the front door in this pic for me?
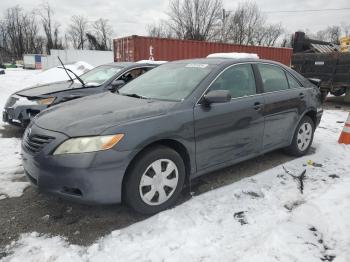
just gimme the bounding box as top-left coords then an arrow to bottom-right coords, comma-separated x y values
194,63 -> 265,171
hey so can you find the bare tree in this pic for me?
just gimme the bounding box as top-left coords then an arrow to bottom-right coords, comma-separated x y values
67,15 -> 89,49
23,11 -> 43,53
90,18 -> 113,50
2,6 -> 43,59
326,26 -> 341,44
167,0 -> 223,41
260,23 -> 284,46
226,1 -> 265,45
341,22 -> 350,37
39,2 -> 63,53
147,20 -> 174,38
314,25 -> 341,44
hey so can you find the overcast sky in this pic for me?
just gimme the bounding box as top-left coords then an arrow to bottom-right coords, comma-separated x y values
1,0 -> 349,38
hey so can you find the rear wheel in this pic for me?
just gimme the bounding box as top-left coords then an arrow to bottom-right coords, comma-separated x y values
285,116 -> 315,156
124,146 -> 185,214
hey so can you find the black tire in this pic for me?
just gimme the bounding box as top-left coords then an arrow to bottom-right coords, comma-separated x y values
330,87 -> 346,97
124,145 -> 185,214
285,116 -> 315,156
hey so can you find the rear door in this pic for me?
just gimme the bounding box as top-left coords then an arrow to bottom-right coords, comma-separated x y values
194,63 -> 265,171
256,63 -> 307,151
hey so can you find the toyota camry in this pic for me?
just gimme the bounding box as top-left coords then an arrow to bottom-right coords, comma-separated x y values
21,57 -> 323,214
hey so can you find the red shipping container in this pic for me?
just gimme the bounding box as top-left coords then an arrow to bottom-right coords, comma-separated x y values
113,35 -> 292,66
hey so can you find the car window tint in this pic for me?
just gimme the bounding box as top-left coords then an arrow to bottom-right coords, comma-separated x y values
286,72 -> 303,89
210,64 -> 256,98
258,64 -> 289,92
80,66 -> 122,85
119,68 -> 149,83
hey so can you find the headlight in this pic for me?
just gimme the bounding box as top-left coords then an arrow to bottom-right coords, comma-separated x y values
36,97 -> 55,105
53,134 -> 124,155
12,95 -> 55,106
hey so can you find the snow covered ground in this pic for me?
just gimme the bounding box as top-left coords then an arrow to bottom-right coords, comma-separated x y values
0,69 -> 349,261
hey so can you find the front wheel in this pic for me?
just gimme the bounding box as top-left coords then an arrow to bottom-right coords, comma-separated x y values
124,146 -> 185,214
285,116 -> 315,156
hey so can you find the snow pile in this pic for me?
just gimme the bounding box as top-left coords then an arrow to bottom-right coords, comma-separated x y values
25,61 -> 93,87
0,138 -> 28,200
2,110 -> 350,261
0,70 -> 40,199
136,60 -> 167,65
207,52 -> 259,59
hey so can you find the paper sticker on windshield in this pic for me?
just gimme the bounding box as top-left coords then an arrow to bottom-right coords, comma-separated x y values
185,63 -> 208,68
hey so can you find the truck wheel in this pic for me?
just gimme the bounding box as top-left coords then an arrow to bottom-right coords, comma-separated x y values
124,146 -> 185,214
285,116 -> 315,156
330,87 -> 346,97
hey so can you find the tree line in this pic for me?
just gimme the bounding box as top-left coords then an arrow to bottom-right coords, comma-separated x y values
147,0 -> 350,47
0,3 -> 113,61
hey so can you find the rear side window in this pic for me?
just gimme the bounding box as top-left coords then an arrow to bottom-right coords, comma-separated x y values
210,64 -> 256,98
286,72 -> 303,89
258,64 -> 289,92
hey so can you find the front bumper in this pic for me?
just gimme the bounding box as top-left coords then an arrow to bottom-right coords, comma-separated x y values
21,123 -> 132,204
3,104 -> 45,127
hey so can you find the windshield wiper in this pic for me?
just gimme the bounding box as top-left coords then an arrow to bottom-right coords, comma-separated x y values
121,93 -> 148,99
57,56 -> 86,87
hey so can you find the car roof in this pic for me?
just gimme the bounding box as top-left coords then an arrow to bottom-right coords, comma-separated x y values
169,57 -> 284,67
104,62 -> 161,68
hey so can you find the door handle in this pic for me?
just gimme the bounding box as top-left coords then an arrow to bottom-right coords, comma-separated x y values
254,102 -> 263,111
299,93 -> 306,99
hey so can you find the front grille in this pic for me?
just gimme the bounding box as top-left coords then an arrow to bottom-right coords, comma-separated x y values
23,133 -> 55,154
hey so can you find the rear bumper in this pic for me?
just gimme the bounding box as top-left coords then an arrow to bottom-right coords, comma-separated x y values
21,124 -> 132,204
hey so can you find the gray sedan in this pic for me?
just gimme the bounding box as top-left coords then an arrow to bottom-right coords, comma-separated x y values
21,58 -> 323,214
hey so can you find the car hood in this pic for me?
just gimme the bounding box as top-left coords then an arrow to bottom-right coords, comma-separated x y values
34,92 -> 177,137
16,81 -> 82,97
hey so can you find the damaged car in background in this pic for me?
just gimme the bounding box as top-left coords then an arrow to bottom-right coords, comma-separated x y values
3,60 -> 162,127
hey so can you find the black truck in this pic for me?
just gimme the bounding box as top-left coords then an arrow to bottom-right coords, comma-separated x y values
291,32 -> 350,102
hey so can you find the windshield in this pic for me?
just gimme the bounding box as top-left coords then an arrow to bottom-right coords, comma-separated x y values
118,62 -> 215,101
78,65 -> 122,86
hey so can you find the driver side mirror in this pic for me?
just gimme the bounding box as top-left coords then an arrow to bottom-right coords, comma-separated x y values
203,90 -> 231,105
308,78 -> 322,88
108,79 -> 125,92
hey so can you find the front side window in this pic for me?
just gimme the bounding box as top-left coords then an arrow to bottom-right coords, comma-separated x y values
210,64 -> 256,98
119,63 -> 215,101
119,67 -> 151,83
79,65 -> 122,86
258,64 -> 289,92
